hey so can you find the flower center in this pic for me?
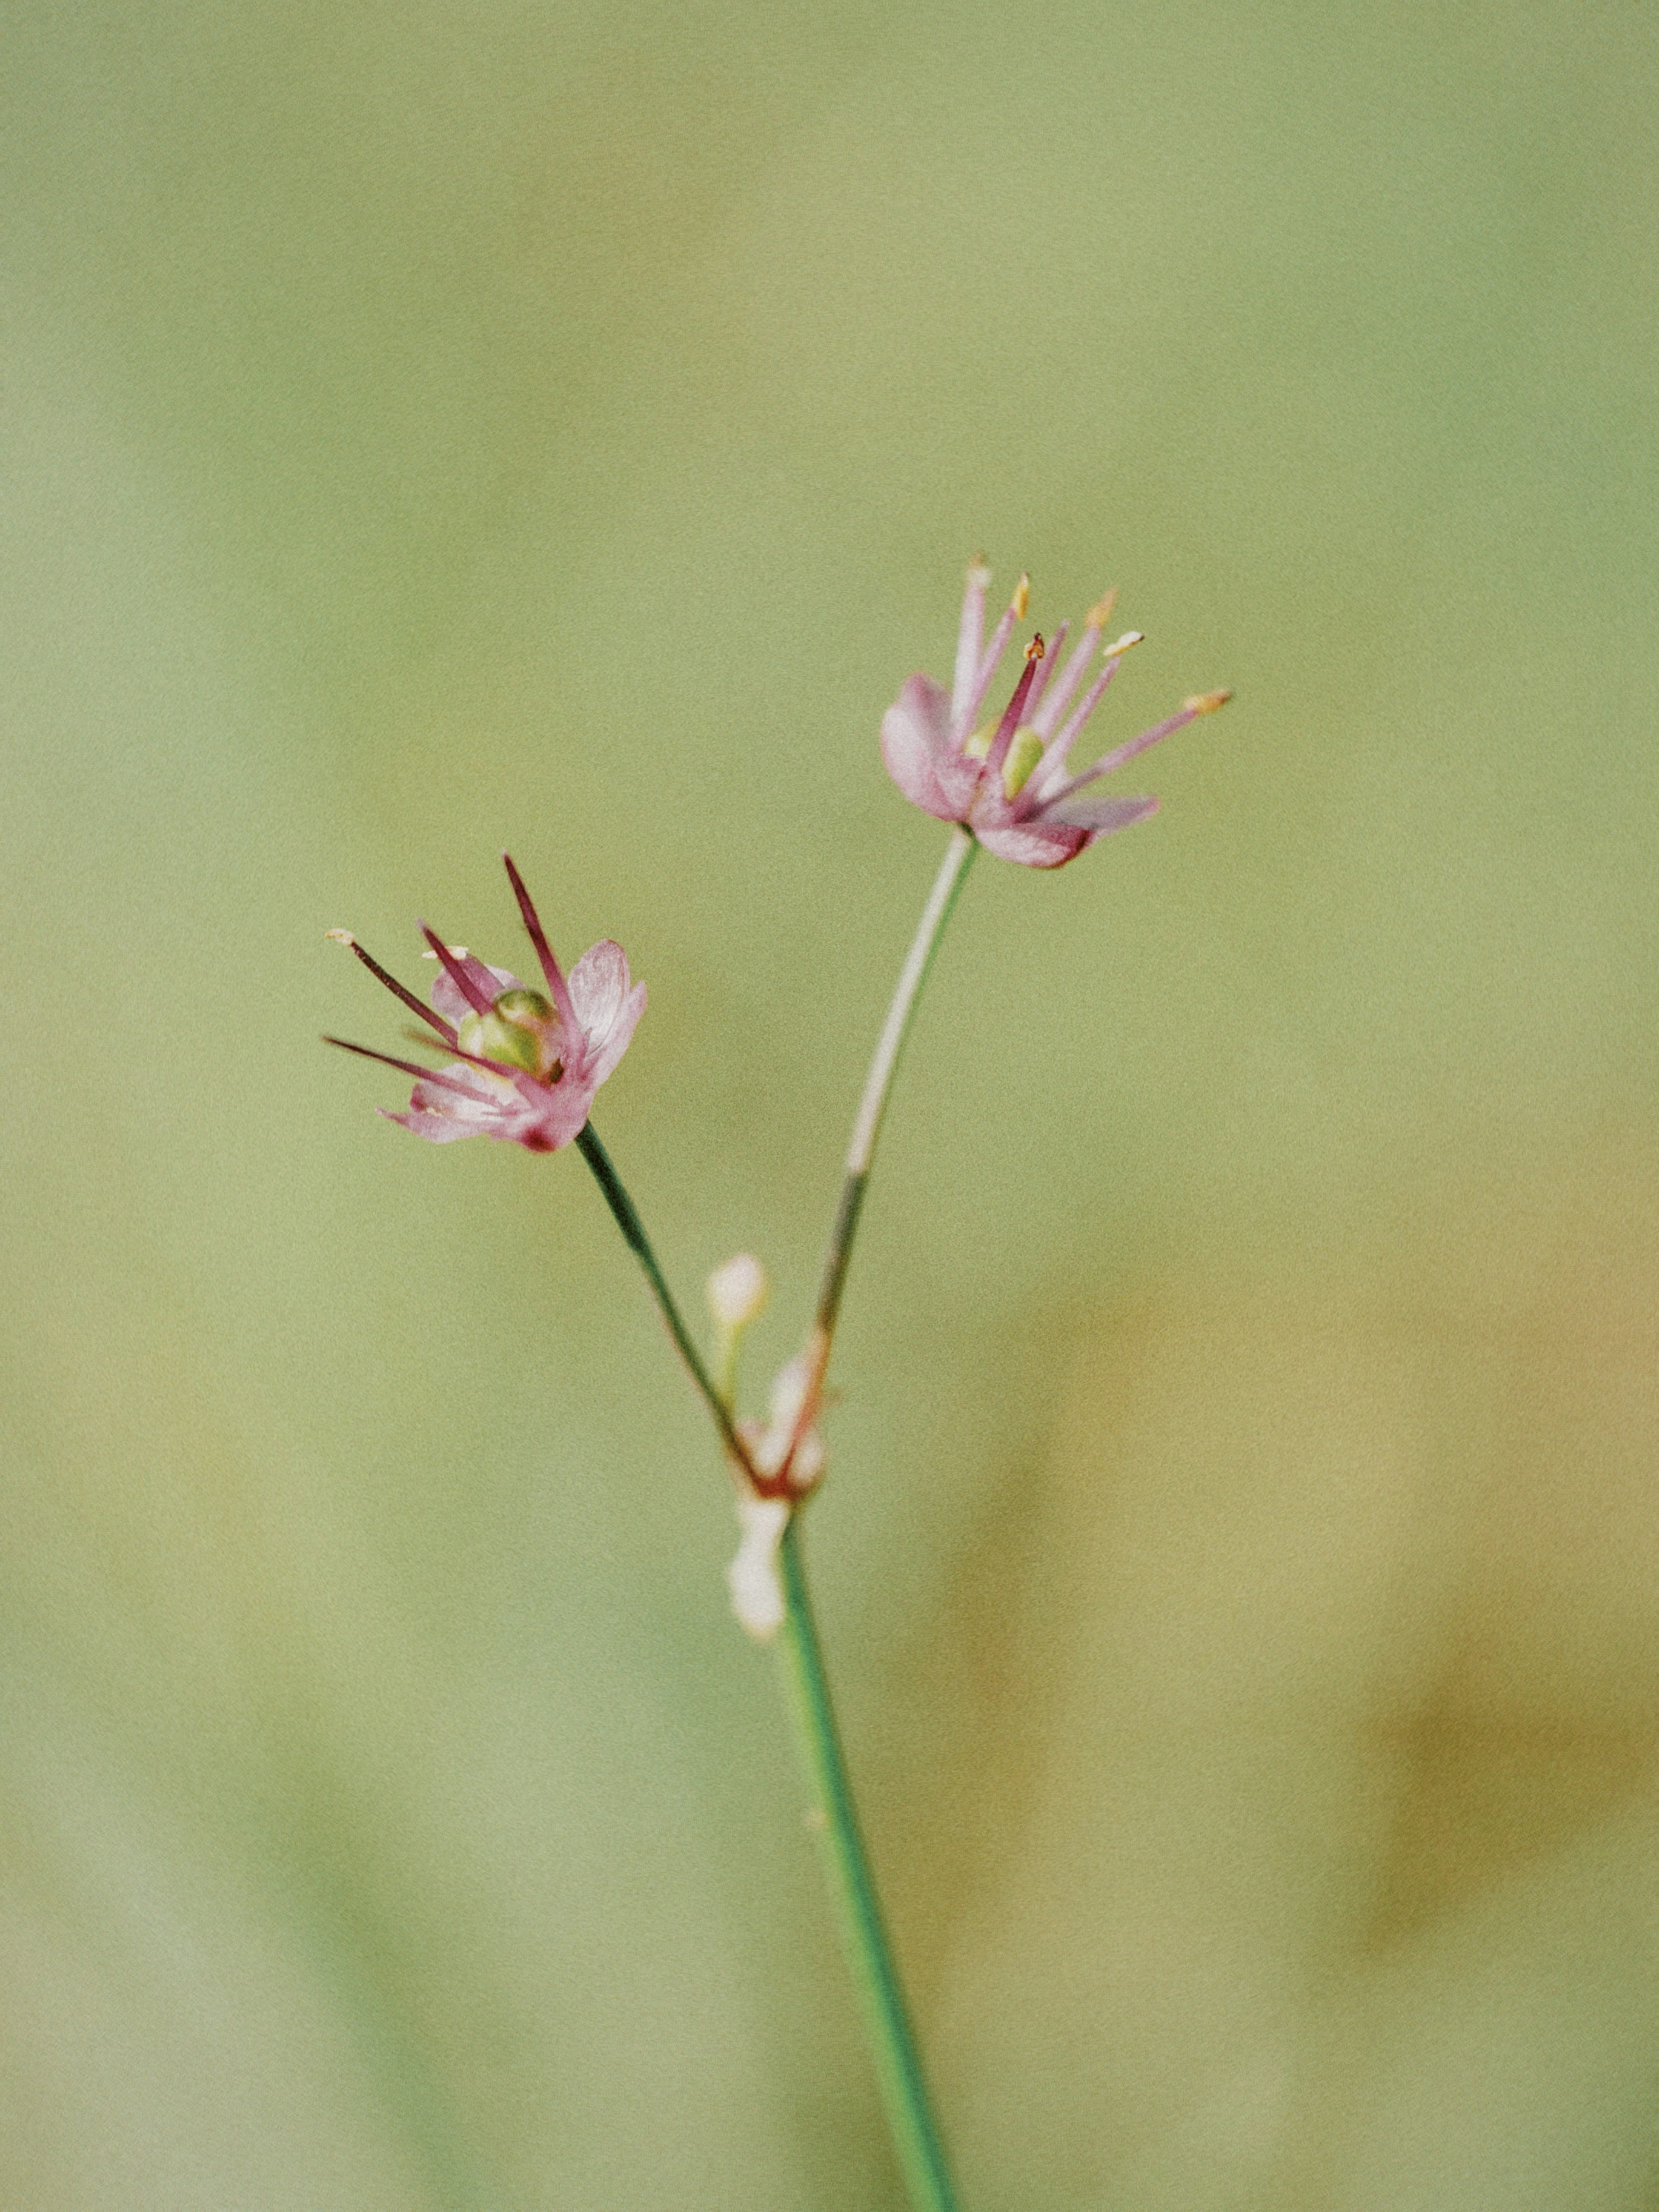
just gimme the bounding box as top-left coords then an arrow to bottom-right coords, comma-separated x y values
460,987 -> 562,1079
1000,728 -> 1045,798
965,722 -> 1046,798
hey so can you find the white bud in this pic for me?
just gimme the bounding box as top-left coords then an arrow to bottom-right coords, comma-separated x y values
727,1494 -> 791,1642
707,1252 -> 769,1330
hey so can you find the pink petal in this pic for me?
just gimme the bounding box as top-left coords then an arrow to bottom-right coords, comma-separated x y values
976,794 -> 1157,865
569,941 -> 646,1086
972,817 -> 1093,868
431,959 -> 518,1024
880,675 -> 979,821
588,982 -> 647,1087
385,1103 -> 495,1143
1043,793 -> 1161,835
568,939 -> 629,1041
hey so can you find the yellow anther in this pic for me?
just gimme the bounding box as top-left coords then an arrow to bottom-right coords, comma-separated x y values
1103,630 -> 1144,659
1024,632 -> 1045,663
1184,689 -> 1233,715
1085,588 -> 1119,629
1011,573 -> 1030,620
325,928 -> 356,945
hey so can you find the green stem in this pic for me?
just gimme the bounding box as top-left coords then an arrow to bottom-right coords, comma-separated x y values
782,829 -> 978,1468
581,833 -> 981,2212
821,825 -> 977,1330
575,1122 -> 754,1476
777,1517 -> 960,2212
770,828 -> 978,2212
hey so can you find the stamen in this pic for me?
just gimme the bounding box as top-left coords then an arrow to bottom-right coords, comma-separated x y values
501,853 -> 579,1035
953,572 -> 1030,744
323,1036 -> 489,1099
1041,691 -> 1229,809
420,925 -> 494,1015
1021,619 -> 1068,725
1021,634 -> 1146,808
982,636 -> 1044,781
952,558 -> 992,723
1031,623 -> 1099,739
327,929 -> 459,1045
1049,635 -> 1141,754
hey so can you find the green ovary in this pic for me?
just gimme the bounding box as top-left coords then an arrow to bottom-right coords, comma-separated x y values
1001,728 -> 1045,798
459,988 -> 556,1076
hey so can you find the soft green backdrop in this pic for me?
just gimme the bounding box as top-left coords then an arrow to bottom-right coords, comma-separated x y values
5,3 -> 1658,2206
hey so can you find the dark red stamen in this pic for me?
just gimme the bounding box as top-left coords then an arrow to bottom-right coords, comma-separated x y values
323,1036 -> 489,1098
983,636 -> 1044,780
346,939 -> 459,1045
419,925 -> 495,1015
500,852 -> 579,1031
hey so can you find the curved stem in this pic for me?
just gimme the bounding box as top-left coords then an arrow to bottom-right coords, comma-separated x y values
575,1122 -> 756,1480
776,1518 -> 960,2212
783,827 -> 977,1471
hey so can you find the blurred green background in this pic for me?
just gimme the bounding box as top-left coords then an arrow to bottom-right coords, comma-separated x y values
5,2 -> 1659,2205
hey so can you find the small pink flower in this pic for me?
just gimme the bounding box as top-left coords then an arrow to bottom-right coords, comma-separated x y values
327,855 -> 645,1152
881,561 -> 1230,868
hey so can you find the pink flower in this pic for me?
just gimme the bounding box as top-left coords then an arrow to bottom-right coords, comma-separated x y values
880,561 -> 1230,868
327,855 -> 645,1151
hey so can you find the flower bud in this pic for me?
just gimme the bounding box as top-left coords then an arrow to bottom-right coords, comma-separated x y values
707,1252 -> 769,1330
727,1494 -> 790,1641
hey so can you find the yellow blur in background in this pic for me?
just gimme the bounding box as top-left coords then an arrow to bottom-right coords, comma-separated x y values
4,3 -> 1658,2206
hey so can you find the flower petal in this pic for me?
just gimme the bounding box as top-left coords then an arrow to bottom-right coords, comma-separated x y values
568,942 -> 646,1086
977,794 -> 1158,866
972,817 -> 1093,868
880,674 -> 979,821
568,938 -> 628,1040
588,982 -> 646,1087
1043,793 -> 1161,835
385,1103 -> 494,1142
385,1066 -> 508,1141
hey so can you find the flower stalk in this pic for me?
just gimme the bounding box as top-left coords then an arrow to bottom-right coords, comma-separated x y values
777,823 -> 977,1486
575,1123 -> 760,1481
775,1516 -> 960,2212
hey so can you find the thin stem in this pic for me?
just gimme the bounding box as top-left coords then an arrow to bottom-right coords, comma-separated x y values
776,1518 -> 960,2212
575,1122 -> 756,1479
783,827 -> 978,1468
